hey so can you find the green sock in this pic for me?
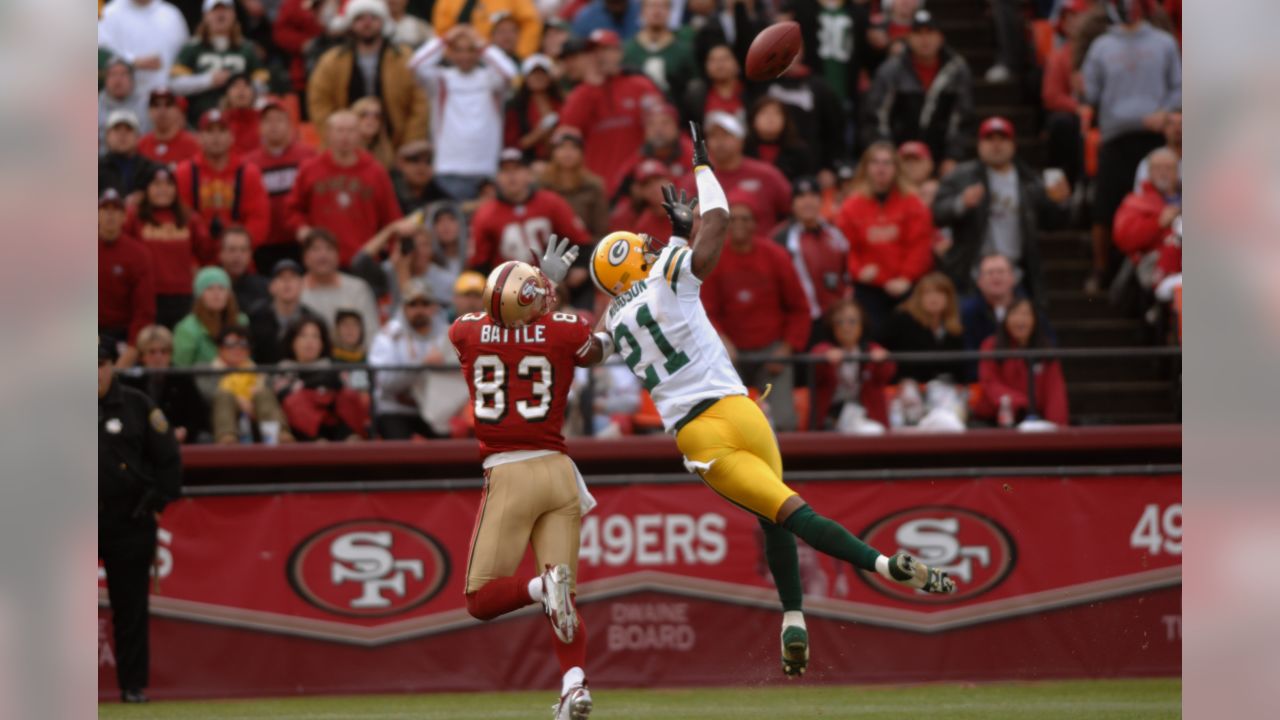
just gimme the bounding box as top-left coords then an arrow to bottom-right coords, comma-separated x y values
759,518 -> 803,612
782,505 -> 881,572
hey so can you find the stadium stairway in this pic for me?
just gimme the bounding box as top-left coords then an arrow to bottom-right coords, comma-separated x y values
931,1 -> 1180,425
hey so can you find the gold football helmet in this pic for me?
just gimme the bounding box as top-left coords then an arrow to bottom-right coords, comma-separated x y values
589,231 -> 661,297
483,260 -> 554,328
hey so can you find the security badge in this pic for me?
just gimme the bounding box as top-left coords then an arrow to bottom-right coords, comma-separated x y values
105,418 -> 123,434
150,408 -> 170,434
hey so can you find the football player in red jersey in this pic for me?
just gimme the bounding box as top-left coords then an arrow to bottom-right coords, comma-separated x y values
450,238 -> 611,720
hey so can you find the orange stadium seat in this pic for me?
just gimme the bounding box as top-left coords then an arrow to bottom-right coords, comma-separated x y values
298,122 -> 322,149
1031,20 -> 1055,67
632,391 -> 664,432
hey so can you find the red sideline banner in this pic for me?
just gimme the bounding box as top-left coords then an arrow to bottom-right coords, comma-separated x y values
98,475 -> 1181,699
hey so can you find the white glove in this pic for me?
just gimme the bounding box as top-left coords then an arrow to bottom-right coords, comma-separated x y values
539,234 -> 579,284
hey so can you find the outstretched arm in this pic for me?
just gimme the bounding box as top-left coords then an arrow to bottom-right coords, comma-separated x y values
681,122 -> 730,280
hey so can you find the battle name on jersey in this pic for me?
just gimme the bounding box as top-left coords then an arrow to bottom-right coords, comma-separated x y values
608,279 -> 649,320
480,324 -> 546,344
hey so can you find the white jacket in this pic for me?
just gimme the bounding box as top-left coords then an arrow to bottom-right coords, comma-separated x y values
97,0 -> 190,98
368,316 -> 448,416
408,38 -> 517,177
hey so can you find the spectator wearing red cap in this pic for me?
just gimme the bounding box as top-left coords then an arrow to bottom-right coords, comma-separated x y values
744,96 -> 816,181
169,0 -> 270,125
541,130 -> 610,239
772,177 -> 851,345
409,24 -> 519,200
863,9 -> 974,173
837,141 -> 935,341
681,44 -> 745,133
974,298 -> 1069,426
571,0 -> 642,40
139,88 -> 201,165
676,111 -> 792,230
470,149 -> 590,278
288,110 -> 403,267
99,189 -> 156,368
100,110 -> 165,200
1113,147 -> 1180,289
308,0 -> 430,150
607,103 -> 693,200
931,116 -> 1070,307
608,159 -> 674,241
174,109 -> 271,250
126,165 -> 216,329
559,29 -> 663,182
623,0 -> 697,100
701,193 -> 812,431
244,99 -> 318,272
504,55 -> 565,164
1041,0 -> 1090,188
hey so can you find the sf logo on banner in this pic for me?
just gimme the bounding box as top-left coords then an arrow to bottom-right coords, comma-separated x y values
289,520 -> 451,617
860,507 -> 1016,603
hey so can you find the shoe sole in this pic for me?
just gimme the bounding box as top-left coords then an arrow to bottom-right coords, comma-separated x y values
780,627 -> 808,678
545,564 -> 577,643
895,554 -> 956,594
570,692 -> 592,720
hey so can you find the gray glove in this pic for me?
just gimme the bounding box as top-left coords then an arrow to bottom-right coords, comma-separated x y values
539,234 -> 580,284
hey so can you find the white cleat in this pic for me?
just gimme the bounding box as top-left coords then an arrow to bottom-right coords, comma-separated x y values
780,612 -> 809,678
553,684 -> 592,720
540,563 -> 578,643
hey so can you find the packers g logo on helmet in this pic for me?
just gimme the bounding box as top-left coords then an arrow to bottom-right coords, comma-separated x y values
590,231 -> 654,297
484,261 -> 553,328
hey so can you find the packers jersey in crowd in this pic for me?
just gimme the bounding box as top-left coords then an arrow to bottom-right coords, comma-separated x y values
602,238 -> 747,433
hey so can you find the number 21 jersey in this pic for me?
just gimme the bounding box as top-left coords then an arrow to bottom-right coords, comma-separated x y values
450,311 -> 594,462
603,240 -> 747,433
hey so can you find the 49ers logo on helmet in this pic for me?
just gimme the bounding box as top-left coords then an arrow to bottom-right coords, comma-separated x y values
288,520 -> 450,618
517,276 -> 540,306
860,507 -> 1015,604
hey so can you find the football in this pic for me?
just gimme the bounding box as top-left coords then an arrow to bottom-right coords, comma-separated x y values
745,21 -> 803,81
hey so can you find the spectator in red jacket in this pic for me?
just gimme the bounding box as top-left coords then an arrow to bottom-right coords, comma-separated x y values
288,110 -> 404,267
811,299 -> 897,433
558,29 -> 663,182
772,177 -> 851,346
174,109 -> 271,249
99,189 -> 156,368
469,147 -> 590,282
677,111 -> 793,231
837,140 -> 935,342
125,165 -> 216,329
244,97 -> 317,273
608,159 -> 674,242
701,194 -> 812,431
974,297 -> 1070,426
138,87 -> 200,165
1113,147 -> 1181,289
607,102 -> 693,200
1041,0 -> 1089,187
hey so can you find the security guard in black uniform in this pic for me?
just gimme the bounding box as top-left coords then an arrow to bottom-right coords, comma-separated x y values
99,336 -> 182,703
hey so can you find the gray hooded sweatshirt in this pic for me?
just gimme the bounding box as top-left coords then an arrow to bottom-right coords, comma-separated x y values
1082,22 -> 1182,142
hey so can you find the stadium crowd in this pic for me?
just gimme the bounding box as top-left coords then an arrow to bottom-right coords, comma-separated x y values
98,0 -> 1182,443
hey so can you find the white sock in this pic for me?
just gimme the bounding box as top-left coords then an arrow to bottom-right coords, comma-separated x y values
528,577 -> 543,603
561,666 -> 585,695
875,554 -> 891,579
782,610 -> 806,630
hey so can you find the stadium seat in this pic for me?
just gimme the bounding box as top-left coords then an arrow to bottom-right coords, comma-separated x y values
299,122 -> 321,149
632,391 -> 664,431
793,388 -> 810,432
1031,20 -> 1055,67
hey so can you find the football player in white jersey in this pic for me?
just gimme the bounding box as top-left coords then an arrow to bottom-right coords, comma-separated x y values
582,123 -> 956,678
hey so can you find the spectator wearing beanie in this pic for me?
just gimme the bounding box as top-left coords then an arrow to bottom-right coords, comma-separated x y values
504,54 -> 565,164
701,195 -> 812,432
433,0 -> 542,59
541,130 -> 610,239
124,165 -> 215,329
837,141 -> 935,342
288,110 -> 403,267
169,0 -> 270,125
676,111 -> 792,230
244,98 -> 317,272
298,229 -> 382,349
773,177 -> 851,346
559,29 -> 663,184
1080,0 -> 1181,294
99,57 -> 152,155
100,110 -> 164,199
139,87 -> 201,165
99,189 -> 156,368
97,0 -> 190,99
308,0 -> 429,150
608,103 -> 693,201
409,24 -> 519,200
173,266 -> 249,367
174,109 -> 272,249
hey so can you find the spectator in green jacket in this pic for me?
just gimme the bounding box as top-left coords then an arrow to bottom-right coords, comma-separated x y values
173,266 -> 249,367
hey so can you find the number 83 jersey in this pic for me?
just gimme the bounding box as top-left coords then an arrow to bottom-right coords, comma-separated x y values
604,240 -> 747,433
450,310 -> 594,462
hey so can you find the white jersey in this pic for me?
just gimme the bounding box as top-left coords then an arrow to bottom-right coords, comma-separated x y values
603,240 -> 747,433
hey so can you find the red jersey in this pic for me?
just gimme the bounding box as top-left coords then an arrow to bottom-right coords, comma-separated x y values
287,150 -> 402,267
224,107 -> 261,156
701,237 -> 812,352
676,157 -> 793,230
99,234 -> 156,344
559,72 -> 662,181
244,141 -> 318,247
468,189 -> 589,272
449,310 -> 594,461
124,206 -> 215,295
173,153 -> 271,248
138,130 -> 201,165
837,188 -> 934,287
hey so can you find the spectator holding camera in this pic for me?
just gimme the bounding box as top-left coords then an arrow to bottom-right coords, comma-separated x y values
352,215 -> 460,312
174,109 -> 271,248
974,297 -> 1069,427
173,266 -> 250,367
125,165 -> 215,329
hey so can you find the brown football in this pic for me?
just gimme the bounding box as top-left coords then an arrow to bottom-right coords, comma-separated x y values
745,21 -> 803,82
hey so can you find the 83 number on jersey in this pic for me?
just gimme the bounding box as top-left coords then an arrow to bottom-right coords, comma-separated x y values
613,304 -> 689,391
473,355 -> 554,422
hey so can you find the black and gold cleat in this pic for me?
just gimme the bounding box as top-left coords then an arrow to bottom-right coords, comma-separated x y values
888,552 -> 956,594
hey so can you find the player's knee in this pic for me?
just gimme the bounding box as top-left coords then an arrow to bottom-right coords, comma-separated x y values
464,592 -> 497,621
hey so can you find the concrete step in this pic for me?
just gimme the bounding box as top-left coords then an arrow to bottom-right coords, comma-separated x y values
1054,318 -> 1147,347
974,79 -> 1024,106
939,19 -> 995,49
1067,380 -> 1179,417
1046,290 -> 1120,322
1039,233 -> 1092,263
1042,258 -> 1093,288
